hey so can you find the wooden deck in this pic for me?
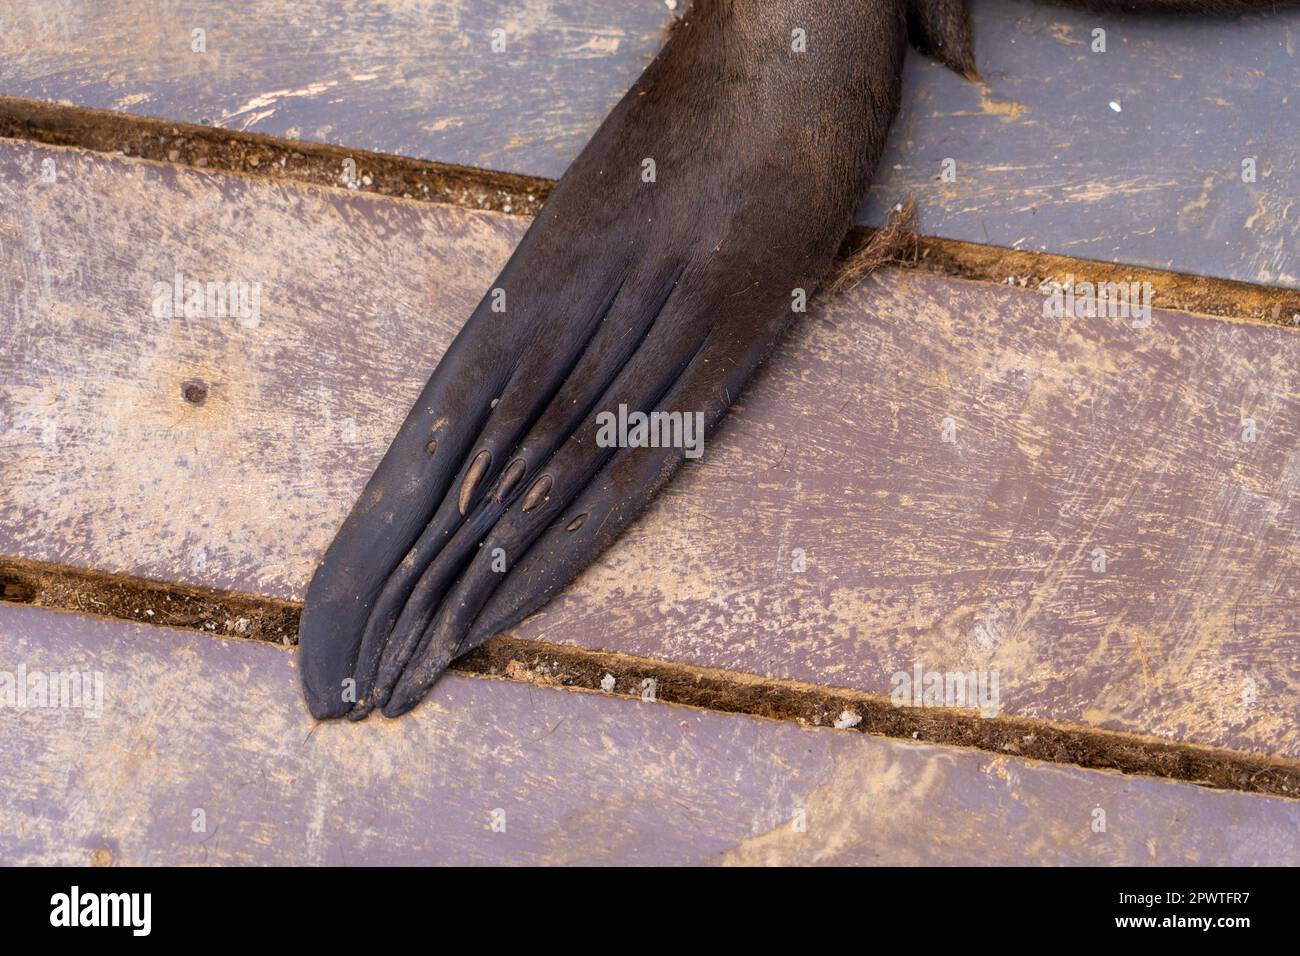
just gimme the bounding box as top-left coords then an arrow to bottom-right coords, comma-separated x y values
4,603 -> 1297,865
2,0 -> 1297,284
0,0 -> 1298,865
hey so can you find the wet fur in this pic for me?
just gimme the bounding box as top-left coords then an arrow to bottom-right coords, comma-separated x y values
299,0 -> 1297,719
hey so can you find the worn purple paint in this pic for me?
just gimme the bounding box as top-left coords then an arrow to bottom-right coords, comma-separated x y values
0,0 -> 1296,283
1,139 -> 1297,760
1,604 -> 1296,865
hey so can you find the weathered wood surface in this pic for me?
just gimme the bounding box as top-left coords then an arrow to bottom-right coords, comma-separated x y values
0,0 -> 668,182
866,0 -> 1300,287
1,0 -> 1296,285
2,603 -> 1296,866
2,139 -> 1297,760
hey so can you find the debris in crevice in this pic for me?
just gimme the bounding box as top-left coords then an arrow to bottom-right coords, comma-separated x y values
827,198 -> 918,293
2,554 -> 1297,801
0,555 -> 297,645
2,96 -> 1296,327
0,96 -> 550,217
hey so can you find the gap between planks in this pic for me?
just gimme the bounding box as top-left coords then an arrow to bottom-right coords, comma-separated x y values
2,555 -> 1297,802
4,97 -> 1298,799
2,96 -> 1298,329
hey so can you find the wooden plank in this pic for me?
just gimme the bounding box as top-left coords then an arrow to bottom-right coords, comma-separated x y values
2,138 -> 1298,761
865,1 -> 1300,287
1,0 -> 1296,285
2,603 -> 1296,865
0,0 -> 668,181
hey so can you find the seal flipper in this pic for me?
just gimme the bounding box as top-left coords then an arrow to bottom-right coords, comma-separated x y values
302,0 -> 909,719
343,268 -> 635,718
462,334 -> 770,668
355,264 -> 689,715
382,317 -> 785,717
300,161 -> 635,719
296,218 -> 569,719
379,292 -> 717,716
907,0 -> 979,80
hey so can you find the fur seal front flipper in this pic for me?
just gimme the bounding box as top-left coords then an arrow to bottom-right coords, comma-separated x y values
299,0 -> 1298,720
299,0 -> 911,719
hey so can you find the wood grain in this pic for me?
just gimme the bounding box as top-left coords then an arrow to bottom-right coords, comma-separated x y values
2,603 -> 1295,865
1,0 -> 1296,285
0,0 -> 667,181
2,138 -> 1300,759
1,138 -> 1297,761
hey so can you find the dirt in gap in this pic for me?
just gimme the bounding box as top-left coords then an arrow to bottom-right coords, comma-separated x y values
2,98 -> 1297,801
3,96 -> 1297,328
0,555 -> 298,646
0,95 -> 550,217
2,554 -> 1296,802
